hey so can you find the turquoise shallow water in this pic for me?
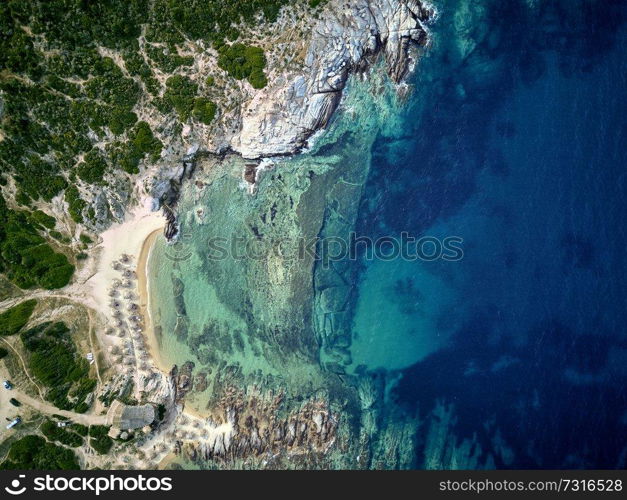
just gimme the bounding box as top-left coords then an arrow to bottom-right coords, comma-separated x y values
150,0 -> 627,468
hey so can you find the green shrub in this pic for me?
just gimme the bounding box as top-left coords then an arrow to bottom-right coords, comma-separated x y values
29,210 -> 56,230
49,230 -> 70,243
71,423 -> 89,436
0,299 -> 37,336
64,186 -> 86,223
0,196 -> 74,289
89,425 -> 113,454
192,98 -> 217,125
217,43 -> 268,89
0,435 -> 79,470
108,107 -> 137,135
74,402 -> 89,414
76,149 -> 107,184
84,58 -> 140,108
146,44 -> 193,73
41,419 -> 84,447
164,75 -> 198,121
0,347 -> 8,359
79,234 -> 93,245
157,404 -> 166,421
110,122 -> 162,174
130,122 -> 162,160
20,321 -> 95,411
15,190 -> 32,207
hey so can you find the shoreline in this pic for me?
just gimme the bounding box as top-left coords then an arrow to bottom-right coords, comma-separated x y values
136,228 -> 168,373
86,202 -> 165,313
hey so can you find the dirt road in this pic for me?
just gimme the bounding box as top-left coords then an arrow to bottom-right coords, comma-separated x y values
10,390 -> 108,426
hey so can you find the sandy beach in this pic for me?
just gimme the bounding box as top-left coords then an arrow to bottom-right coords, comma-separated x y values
82,199 -> 168,388
137,228 -> 168,372
87,201 -> 165,313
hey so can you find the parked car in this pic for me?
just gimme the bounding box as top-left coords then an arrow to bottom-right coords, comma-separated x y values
9,398 -> 20,407
6,417 -> 21,429
56,421 -> 69,427
3,380 -> 13,390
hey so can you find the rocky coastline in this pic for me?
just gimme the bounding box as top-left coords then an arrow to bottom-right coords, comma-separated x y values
53,0 -> 437,469
127,0 -> 435,238
233,0 -> 435,159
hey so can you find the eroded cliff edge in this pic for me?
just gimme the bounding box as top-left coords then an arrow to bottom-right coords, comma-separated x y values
142,0 -> 434,211
232,0 -> 435,158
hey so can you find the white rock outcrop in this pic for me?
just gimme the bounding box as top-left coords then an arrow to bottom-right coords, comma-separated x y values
233,0 -> 435,158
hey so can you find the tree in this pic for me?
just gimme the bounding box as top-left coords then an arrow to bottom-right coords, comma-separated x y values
0,299 -> 37,336
0,435 -> 79,470
192,98 -> 217,124
164,75 -> 198,121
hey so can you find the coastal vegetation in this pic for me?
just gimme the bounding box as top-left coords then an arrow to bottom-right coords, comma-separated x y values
89,425 -> 114,455
0,0 -> 281,243
217,43 -> 268,89
192,98 -> 218,125
71,423 -> 89,436
0,197 -> 74,289
20,321 -> 97,412
65,186 -> 87,224
162,76 -> 199,122
0,435 -> 79,470
109,121 -> 164,175
41,419 -> 84,448
0,299 -> 37,336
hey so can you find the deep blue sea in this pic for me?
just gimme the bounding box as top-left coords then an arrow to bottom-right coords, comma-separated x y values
350,0 -> 627,468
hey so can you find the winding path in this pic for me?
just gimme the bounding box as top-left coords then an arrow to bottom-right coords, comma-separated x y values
0,337 -> 44,399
